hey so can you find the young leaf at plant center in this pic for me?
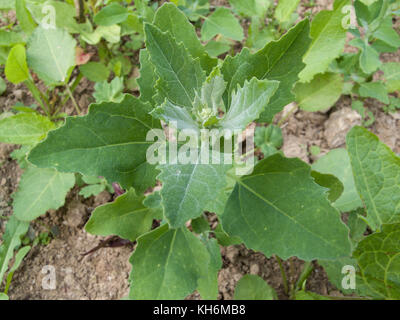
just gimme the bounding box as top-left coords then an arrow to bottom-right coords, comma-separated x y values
346,126 -> 400,230
221,154 -> 352,261
312,148 -> 362,212
275,0 -> 300,24
150,100 -> 200,132
82,25 -> 121,45
221,19 -> 311,122
191,215 -> 210,234
85,189 -> 156,241
153,3 -> 217,74
381,62 -> 400,93
254,125 -> 283,157
219,78 -> 279,131
28,95 -> 161,193
144,23 -> 205,111
13,166 -> 75,221
129,224 -> 210,299
350,38 -> 382,74
158,150 -> 231,228
27,26 -> 76,85
197,237 -> 222,300
0,113 -> 55,145
93,77 -> 125,103
79,62 -> 110,82
299,0 -> 350,82
0,215 -> 29,285
5,44 -> 29,84
214,223 -> 242,246
294,73 -> 343,112
353,223 -> 400,299
234,275 -> 277,300
94,3 -> 129,26
79,184 -> 106,198
201,7 -> 244,42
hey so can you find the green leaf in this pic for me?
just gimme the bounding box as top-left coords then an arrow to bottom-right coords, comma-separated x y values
8,245 -> 30,274
137,49 -> 156,104
28,95 -> 161,193
204,40 -> 230,58
311,171 -> 344,203
191,215 -> 210,234
79,184 -> 105,198
5,44 -> 29,84
201,7 -> 244,42
234,274 -> 277,300
16,0 -> 36,36
144,23 -> 205,111
93,77 -> 125,103
0,30 -> 24,47
299,0 -> 349,82
82,25 -> 121,44
0,293 -> 8,300
254,125 -> 283,157
221,19 -> 311,122
312,148 -> 363,212
275,0 -> 300,24
0,113 -> 55,145
228,0 -> 270,18
197,237 -> 222,300
13,166 -> 75,221
79,62 -> 110,82
354,223 -> 400,299
382,62 -> 400,93
358,82 -> 389,104
0,77 -> 6,95
158,151 -> 231,228
26,0 -> 79,33
373,16 -> 400,48
294,73 -> 343,111
153,3 -> 217,74
346,126 -> 400,230
295,290 -> 331,300
221,154 -> 352,260
219,78 -> 279,131
129,224 -> 210,299
0,215 -> 29,285
85,189 -> 155,241
151,100 -> 199,132
350,38 -> 382,74
94,3 -> 129,26
214,223 -> 242,246
27,26 -> 76,85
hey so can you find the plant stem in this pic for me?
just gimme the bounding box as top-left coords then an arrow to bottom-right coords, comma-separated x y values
277,103 -> 298,127
275,255 -> 289,296
295,261 -> 314,291
53,73 -> 83,117
78,0 -> 85,23
24,79 -> 50,117
66,84 -> 81,115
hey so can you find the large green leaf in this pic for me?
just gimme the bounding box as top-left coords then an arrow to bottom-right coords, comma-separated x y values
27,26 -> 76,85
346,126 -> 400,230
294,73 -> 343,112
201,7 -> 244,42
13,166 -> 75,221
5,44 -> 29,84
137,49 -> 156,104
153,3 -> 216,74
234,274 -> 277,300
221,154 -> 352,260
85,189 -> 156,241
0,215 -> 29,286
158,151 -> 231,228
94,3 -> 129,26
0,113 -> 55,145
299,0 -> 349,82
197,237 -> 222,300
354,223 -> 400,299
312,148 -> 363,212
221,19 -> 310,122
144,23 -> 205,110
219,78 -> 279,130
129,224 -> 210,299
28,95 -> 160,193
